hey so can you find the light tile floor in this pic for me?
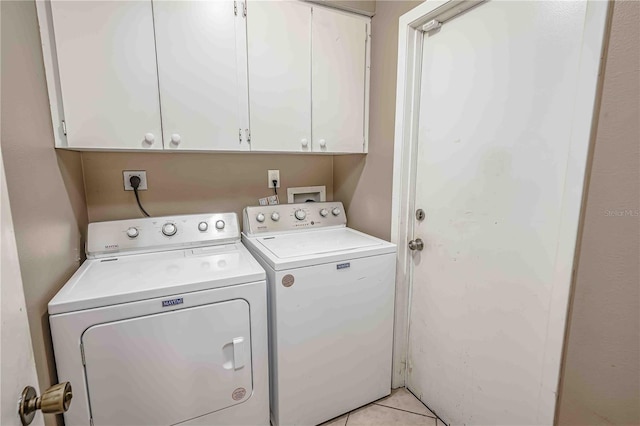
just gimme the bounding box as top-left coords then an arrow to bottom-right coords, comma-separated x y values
320,388 -> 446,426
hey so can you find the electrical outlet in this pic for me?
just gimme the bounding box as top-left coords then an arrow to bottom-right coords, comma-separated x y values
123,171 -> 148,191
268,170 -> 280,188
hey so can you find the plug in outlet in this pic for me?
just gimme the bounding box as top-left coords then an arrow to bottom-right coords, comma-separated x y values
268,170 -> 280,188
123,171 -> 148,190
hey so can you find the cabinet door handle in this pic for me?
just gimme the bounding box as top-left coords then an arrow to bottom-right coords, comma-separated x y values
170,134 -> 181,145
301,138 -> 309,148
319,139 -> 327,148
144,133 -> 155,144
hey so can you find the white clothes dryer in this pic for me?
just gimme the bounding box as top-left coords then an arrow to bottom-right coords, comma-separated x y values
49,213 -> 269,426
242,202 -> 396,426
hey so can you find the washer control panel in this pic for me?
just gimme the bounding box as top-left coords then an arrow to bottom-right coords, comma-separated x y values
243,202 -> 346,235
87,212 -> 240,258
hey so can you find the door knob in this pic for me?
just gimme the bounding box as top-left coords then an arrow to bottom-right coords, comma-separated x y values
408,238 -> 424,251
19,382 -> 72,426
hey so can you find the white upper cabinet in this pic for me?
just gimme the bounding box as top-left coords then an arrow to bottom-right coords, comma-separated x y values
39,1 -> 369,153
153,1 -> 249,151
246,2 -> 370,153
312,8 -> 369,153
246,1 -> 312,153
48,1 -> 163,150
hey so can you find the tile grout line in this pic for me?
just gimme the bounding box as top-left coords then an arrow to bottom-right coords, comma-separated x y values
403,388 -> 448,425
372,402 -> 437,419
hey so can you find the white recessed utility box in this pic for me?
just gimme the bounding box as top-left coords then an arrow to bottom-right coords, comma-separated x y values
287,186 -> 326,203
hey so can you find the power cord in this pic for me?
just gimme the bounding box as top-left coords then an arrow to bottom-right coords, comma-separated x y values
272,179 -> 278,196
129,176 -> 151,217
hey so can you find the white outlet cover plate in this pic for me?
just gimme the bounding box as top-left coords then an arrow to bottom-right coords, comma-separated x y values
123,171 -> 148,191
268,170 -> 280,188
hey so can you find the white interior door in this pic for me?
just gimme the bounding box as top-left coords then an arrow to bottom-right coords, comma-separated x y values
154,1 -> 249,151
247,1 -> 312,152
407,2 -> 601,424
312,7 -> 367,153
82,299 -> 252,426
50,1 -> 162,150
1,153 -> 43,426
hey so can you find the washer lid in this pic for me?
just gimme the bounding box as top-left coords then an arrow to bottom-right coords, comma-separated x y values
244,228 -> 396,270
48,243 -> 265,315
258,228 -> 382,258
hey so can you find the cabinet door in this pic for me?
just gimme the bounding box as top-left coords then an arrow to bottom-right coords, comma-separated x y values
50,1 -> 162,150
154,1 -> 249,151
312,7 -> 368,153
247,1 -> 312,152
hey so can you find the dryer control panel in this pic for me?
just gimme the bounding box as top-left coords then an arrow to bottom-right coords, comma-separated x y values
87,213 -> 240,258
243,202 -> 346,236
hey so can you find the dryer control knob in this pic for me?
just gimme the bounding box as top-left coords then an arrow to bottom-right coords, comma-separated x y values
331,207 -> 341,216
271,212 -> 280,221
126,227 -> 139,238
198,221 -> 208,232
295,209 -> 306,220
162,223 -> 177,236
215,220 -> 225,230
319,208 -> 329,217
256,213 -> 265,223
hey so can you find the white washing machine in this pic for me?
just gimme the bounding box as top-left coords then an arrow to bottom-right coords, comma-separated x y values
242,202 -> 397,426
49,213 -> 269,426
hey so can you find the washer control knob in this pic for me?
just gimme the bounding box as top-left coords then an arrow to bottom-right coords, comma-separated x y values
162,223 -> 177,236
256,213 -> 265,223
319,208 -> 329,217
271,212 -> 280,221
295,209 -> 306,220
126,227 -> 139,238
331,207 -> 341,216
215,220 -> 225,230
198,221 -> 208,232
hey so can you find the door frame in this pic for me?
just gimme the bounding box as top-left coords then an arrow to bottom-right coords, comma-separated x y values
389,0 -> 610,415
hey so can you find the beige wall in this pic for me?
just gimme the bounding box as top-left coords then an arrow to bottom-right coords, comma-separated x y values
3,0 -> 637,425
557,1 -> 640,424
334,0 -> 421,240
1,2 -> 88,426
83,152 -> 333,222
